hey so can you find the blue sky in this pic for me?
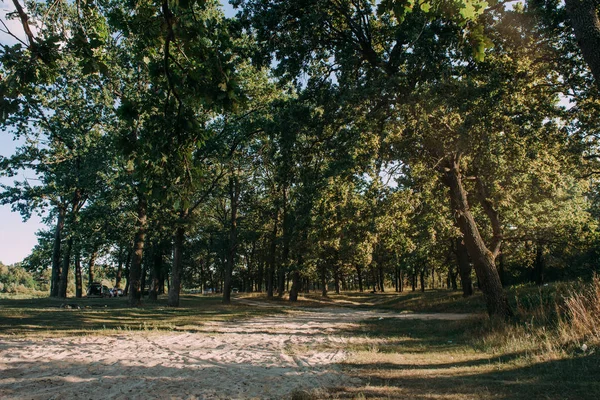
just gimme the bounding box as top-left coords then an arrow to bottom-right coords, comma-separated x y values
0,1 -> 237,265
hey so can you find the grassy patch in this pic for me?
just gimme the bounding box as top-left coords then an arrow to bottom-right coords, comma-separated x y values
0,294 -> 279,337
329,316 -> 600,399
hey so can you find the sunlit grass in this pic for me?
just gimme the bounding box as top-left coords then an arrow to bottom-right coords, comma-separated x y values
0,294 -> 280,337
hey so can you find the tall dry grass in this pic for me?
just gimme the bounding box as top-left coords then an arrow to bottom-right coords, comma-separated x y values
477,275 -> 600,357
558,274 -> 600,346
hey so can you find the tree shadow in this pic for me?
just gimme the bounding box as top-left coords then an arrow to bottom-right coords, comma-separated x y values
335,352 -> 600,399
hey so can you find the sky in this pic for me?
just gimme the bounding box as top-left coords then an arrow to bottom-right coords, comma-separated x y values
0,1 -> 237,265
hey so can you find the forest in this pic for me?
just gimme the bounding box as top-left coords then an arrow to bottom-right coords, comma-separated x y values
1,0 -> 600,321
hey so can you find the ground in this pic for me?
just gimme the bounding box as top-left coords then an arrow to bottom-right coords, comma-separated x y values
0,292 -> 598,399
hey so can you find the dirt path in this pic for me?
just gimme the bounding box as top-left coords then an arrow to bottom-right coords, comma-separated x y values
0,306 -> 474,399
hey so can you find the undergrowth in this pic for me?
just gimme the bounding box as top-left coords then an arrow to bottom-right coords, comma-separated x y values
476,275 -> 600,358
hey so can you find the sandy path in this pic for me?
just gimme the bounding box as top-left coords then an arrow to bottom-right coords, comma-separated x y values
0,306 -> 474,399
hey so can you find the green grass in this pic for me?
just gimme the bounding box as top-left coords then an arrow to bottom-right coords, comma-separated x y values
0,294 -> 279,337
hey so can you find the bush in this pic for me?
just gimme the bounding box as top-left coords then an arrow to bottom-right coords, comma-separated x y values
0,263 -> 40,293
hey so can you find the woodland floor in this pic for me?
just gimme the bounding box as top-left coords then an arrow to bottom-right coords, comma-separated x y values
0,292 -> 598,399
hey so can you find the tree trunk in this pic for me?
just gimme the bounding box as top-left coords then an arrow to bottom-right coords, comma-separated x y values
534,241 -> 545,285
289,269 -> 301,302
50,206 -> 65,297
419,268 -> 425,292
399,269 -> 404,292
128,195 -> 147,307
149,246 -> 162,301
443,160 -> 512,319
123,249 -> 131,296
321,262 -> 328,297
58,236 -> 73,298
456,237 -> 474,297
169,224 -> 186,306
223,175 -> 240,304
565,0 -> 600,85
267,210 -> 278,299
75,251 -> 82,298
356,265 -> 364,292
498,243 -> 506,287
115,248 -> 125,289
88,249 -> 98,286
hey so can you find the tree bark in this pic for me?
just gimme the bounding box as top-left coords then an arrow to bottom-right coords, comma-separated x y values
356,265 -> 364,292
75,251 -> 82,298
565,0 -> 600,85
169,224 -> 185,306
321,262 -> 328,297
149,246 -> 162,301
50,206 -> 65,297
58,236 -> 73,298
289,269 -> 301,302
223,175 -> 239,304
115,248 -> 125,289
534,241 -> 545,285
267,209 -> 278,299
456,237 -> 474,297
128,195 -> 147,307
443,160 -> 512,319
88,249 -> 98,286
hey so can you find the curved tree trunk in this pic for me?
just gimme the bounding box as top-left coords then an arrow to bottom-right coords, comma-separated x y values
128,195 -> 147,307
443,160 -> 512,319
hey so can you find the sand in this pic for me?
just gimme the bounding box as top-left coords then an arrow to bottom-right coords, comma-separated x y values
0,304 -> 474,399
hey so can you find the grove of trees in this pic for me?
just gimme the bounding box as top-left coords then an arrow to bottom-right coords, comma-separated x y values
2,0 -> 600,318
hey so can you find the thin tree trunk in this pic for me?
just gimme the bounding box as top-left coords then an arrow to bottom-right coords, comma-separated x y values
75,251 -> 82,298
534,241 -> 545,285
356,265 -> 364,292
123,249 -> 131,296
88,249 -> 98,286
149,246 -> 162,301
443,159 -> 512,318
378,262 -> 385,292
321,262 -> 328,297
58,236 -> 73,298
169,224 -> 186,306
420,268 -> 425,292
267,210 -> 278,299
50,206 -> 65,297
128,195 -> 147,307
223,175 -> 239,304
289,269 -> 301,302
456,237 -> 474,296
115,248 -> 125,289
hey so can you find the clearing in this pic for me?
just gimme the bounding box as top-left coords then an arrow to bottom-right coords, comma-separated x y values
0,292 -> 598,399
